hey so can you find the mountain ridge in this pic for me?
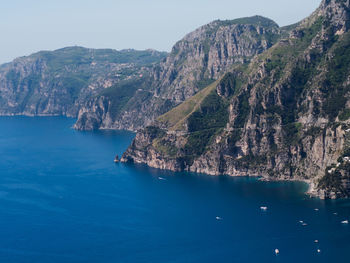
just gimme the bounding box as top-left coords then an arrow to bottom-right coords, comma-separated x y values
74,15 -> 284,131
121,0 -> 350,199
0,46 -> 167,118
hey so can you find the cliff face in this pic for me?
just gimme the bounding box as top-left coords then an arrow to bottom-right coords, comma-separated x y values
75,16 -> 283,131
0,47 -> 166,117
122,0 -> 350,199
153,16 -> 281,102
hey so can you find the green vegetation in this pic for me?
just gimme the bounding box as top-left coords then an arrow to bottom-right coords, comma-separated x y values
255,18 -> 327,147
218,16 -> 279,28
235,154 -> 268,169
280,22 -> 300,36
227,129 -> 243,154
339,109 -> 350,121
1,46 -> 167,117
234,91 -> 250,128
144,126 -> 166,139
284,122 -> 302,145
155,77 -> 230,163
181,16 -> 335,160
153,138 -> 177,157
318,163 -> 350,195
184,128 -> 220,158
187,91 -> 229,132
304,126 -> 323,145
183,90 -> 229,162
263,17 -> 324,83
195,78 -> 215,90
122,5 -> 350,198
217,72 -> 245,97
157,80 -> 219,130
100,77 -> 150,121
275,61 -> 316,128
17,74 -> 41,111
37,47 -> 167,72
318,124 -> 350,196
61,75 -> 89,100
322,32 -> 350,120
298,17 -> 324,46
6,70 -> 20,88
219,73 -> 236,90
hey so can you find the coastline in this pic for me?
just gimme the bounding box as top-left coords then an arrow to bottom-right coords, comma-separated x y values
120,156 -> 324,199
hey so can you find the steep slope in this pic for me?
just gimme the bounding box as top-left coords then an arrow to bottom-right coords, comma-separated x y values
75,16 -> 283,131
0,47 -> 166,117
122,0 -> 350,199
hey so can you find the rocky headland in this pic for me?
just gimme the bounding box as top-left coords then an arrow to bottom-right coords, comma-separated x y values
121,0 -> 350,199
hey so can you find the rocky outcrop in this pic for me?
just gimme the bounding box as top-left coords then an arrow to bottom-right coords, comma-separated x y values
153,16 -> 281,102
75,16 -> 283,131
122,0 -> 350,199
73,96 -> 112,130
0,47 -> 166,118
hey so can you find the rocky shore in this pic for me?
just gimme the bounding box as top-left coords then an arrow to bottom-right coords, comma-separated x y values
121,0 -> 350,199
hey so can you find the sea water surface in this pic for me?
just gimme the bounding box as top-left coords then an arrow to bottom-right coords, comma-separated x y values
0,116 -> 350,263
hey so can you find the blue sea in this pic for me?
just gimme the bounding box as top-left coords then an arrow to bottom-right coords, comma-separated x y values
0,116 -> 350,263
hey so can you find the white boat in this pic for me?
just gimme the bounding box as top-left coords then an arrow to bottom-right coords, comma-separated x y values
158,177 -> 166,180
275,249 -> 280,255
317,249 -> 321,253
314,208 -> 319,211
216,216 -> 222,220
314,240 -> 319,243
260,206 -> 268,211
341,220 -> 349,224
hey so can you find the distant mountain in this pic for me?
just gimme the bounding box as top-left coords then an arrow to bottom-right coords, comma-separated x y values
4,1 -> 350,200
122,0 -> 350,199
0,46 -> 167,117
74,16 -> 284,131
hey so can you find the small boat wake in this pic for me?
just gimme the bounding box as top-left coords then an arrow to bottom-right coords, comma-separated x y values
260,206 -> 268,211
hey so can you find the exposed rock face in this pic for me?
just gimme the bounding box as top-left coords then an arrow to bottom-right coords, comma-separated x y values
74,96 -> 112,130
318,0 -> 350,32
153,16 -> 281,102
0,47 -> 166,118
122,0 -> 350,199
75,16 -> 283,131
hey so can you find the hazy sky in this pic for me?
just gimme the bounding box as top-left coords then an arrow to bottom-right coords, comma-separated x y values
0,0 -> 321,64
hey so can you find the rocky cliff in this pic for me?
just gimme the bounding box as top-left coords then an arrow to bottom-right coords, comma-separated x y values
0,47 -> 166,117
122,0 -> 350,199
74,16 -> 283,131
